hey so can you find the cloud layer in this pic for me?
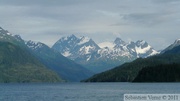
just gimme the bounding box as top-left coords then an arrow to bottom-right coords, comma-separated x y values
0,0 -> 180,50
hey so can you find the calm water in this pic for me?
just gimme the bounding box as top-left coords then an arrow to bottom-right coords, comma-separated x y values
0,83 -> 180,101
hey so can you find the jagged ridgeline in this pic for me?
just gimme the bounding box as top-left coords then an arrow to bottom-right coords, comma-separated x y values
52,35 -> 158,73
83,40 -> 180,82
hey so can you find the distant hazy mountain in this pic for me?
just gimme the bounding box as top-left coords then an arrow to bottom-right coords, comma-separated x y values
83,39 -> 180,82
0,27 -> 62,83
52,35 -> 158,73
26,40 -> 93,82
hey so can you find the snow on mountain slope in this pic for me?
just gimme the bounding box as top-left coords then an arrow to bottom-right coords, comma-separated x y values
97,38 -> 132,59
52,34 -> 158,60
170,39 -> 180,48
52,34 -> 158,73
52,35 -> 100,61
26,40 -> 44,50
98,39 -> 158,58
135,40 -> 151,56
149,49 -> 159,56
135,45 -> 151,54
78,36 -> 90,45
0,27 -> 25,45
63,51 -> 71,57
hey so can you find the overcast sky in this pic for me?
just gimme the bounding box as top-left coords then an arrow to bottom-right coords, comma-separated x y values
0,0 -> 180,50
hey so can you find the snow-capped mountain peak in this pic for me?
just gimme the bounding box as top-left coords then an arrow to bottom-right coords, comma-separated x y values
26,40 -> 44,50
169,39 -> 180,49
52,35 -> 159,73
0,27 -> 24,43
53,35 -> 158,59
52,34 -> 100,60
174,39 -> 180,46
161,38 -> 180,54
0,27 -> 10,36
67,34 -> 77,41
13,35 -> 24,42
114,38 -> 126,45
135,44 -> 151,54
0,27 -> 4,31
135,40 -> 149,53
59,34 -> 78,43
134,40 -> 158,57
136,40 -> 148,47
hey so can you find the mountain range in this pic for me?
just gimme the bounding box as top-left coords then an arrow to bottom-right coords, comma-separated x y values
1,26 -> 179,83
52,35 -> 158,73
83,39 -> 180,82
0,27 -> 93,82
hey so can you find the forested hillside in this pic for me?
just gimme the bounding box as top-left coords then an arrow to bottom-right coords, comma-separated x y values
0,41 -> 63,83
133,63 -> 180,82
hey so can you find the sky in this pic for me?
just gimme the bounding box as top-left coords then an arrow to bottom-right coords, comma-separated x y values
0,0 -> 180,50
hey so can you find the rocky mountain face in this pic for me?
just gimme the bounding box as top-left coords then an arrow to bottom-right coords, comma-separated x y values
52,35 -> 158,73
52,35 -> 100,61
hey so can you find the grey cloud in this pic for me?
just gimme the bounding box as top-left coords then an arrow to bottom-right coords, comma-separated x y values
111,9 -> 179,27
122,13 -> 167,26
0,0 -> 179,50
152,0 -> 180,4
0,0 -> 89,6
